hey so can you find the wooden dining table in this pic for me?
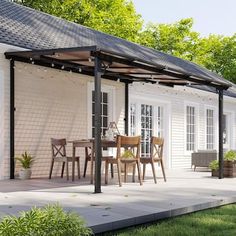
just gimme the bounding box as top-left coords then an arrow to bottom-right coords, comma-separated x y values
69,139 -> 117,182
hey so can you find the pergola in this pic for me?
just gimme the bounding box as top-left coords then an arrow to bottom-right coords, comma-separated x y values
5,45 -> 231,193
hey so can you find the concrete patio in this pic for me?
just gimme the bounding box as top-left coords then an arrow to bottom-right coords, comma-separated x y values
0,169 -> 235,234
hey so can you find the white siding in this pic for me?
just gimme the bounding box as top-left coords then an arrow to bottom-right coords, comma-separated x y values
0,43 -> 124,178
130,83 -> 236,169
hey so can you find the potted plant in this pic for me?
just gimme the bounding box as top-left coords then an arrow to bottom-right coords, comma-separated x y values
209,150 -> 236,178
16,151 -> 34,180
209,160 -> 219,177
224,150 -> 236,177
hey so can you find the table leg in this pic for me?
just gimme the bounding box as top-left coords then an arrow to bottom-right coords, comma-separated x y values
72,146 -> 75,181
90,146 -> 94,184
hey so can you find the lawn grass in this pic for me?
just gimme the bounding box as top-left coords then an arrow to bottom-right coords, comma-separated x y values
103,204 -> 236,236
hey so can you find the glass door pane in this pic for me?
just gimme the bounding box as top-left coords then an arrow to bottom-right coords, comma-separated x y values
141,104 -> 153,157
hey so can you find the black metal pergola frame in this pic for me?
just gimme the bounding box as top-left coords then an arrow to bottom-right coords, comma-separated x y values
5,46 -> 230,193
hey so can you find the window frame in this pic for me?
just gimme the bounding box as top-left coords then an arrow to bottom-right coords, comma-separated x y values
184,102 -> 199,153
87,82 -> 116,139
205,106 -> 217,150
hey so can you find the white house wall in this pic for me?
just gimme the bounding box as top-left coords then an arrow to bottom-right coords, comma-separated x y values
130,83 -> 236,169
0,43 -> 125,178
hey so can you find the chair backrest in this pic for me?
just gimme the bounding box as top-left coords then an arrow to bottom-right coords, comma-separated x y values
116,135 -> 141,160
151,136 -> 164,161
51,138 -> 67,159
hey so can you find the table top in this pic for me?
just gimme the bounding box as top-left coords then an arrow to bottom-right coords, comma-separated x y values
69,139 -> 117,148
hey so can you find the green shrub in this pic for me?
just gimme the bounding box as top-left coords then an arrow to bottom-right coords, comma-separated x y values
224,150 -> 236,161
0,205 -> 92,236
209,160 -> 219,170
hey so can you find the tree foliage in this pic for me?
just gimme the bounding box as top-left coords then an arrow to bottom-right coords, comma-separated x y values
14,1 -> 236,82
15,0 -> 143,42
139,18 -> 236,82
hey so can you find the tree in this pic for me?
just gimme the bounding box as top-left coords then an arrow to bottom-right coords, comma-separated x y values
195,34 -> 236,83
15,0 -> 143,42
139,18 -> 200,61
139,18 -> 236,82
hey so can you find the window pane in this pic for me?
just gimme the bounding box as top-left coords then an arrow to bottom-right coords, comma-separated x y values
103,104 -> 108,116
206,109 -> 214,149
186,106 -> 195,151
103,93 -> 108,103
92,91 -> 109,138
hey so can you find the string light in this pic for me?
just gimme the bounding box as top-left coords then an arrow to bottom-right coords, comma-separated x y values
61,65 -> 65,70
51,63 -> 54,68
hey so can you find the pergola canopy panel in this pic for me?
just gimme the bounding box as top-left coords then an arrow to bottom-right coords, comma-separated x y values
4,47 -> 231,89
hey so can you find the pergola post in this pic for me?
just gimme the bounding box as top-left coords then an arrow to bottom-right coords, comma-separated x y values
94,56 -> 102,193
10,59 -> 15,179
218,89 -> 224,179
124,83 -> 129,135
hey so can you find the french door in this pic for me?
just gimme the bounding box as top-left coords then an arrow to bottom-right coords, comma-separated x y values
130,103 -> 164,157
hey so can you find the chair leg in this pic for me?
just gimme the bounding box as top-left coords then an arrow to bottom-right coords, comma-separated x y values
110,163 -> 114,178
49,159 -> 54,179
66,161 -> 69,181
137,160 -> 143,185
83,157 -> 88,178
61,162 -> 65,178
143,163 -> 146,180
117,161 -> 122,187
151,162 -> 157,184
132,164 -> 135,182
124,163 -> 127,183
77,159 -> 80,179
105,161 -> 109,185
160,160 -> 167,182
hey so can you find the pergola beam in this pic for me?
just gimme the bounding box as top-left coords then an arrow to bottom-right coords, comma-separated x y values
218,89 -> 224,179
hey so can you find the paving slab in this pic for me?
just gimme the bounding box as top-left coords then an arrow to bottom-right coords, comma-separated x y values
0,169 -> 235,234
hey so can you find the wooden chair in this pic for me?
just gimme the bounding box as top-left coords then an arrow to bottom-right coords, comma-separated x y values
49,138 -> 80,180
83,146 -> 114,179
140,136 -> 166,183
105,135 -> 142,187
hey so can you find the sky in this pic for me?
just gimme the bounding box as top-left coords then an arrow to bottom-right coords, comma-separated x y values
132,0 -> 236,37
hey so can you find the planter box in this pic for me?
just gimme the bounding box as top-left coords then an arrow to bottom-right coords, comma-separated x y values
211,161 -> 236,178
224,161 -> 236,177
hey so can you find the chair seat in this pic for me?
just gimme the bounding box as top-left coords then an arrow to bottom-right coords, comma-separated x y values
140,156 -> 152,163
66,156 -> 80,161
120,158 -> 137,163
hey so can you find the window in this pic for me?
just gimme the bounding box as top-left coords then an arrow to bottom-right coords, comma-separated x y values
186,106 -> 196,151
157,106 -> 164,138
141,104 -> 153,156
206,109 -> 214,149
223,114 -> 228,145
130,103 -> 136,136
92,91 -> 108,137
